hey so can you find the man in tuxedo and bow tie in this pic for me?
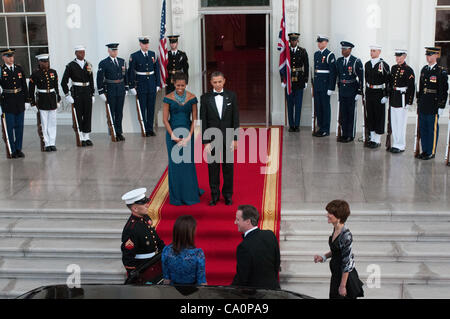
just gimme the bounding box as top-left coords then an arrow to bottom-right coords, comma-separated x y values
200,71 -> 240,206
232,205 -> 281,289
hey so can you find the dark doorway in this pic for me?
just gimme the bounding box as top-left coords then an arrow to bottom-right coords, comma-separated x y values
203,14 -> 267,124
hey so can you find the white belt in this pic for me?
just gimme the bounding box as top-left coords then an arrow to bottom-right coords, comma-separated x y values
72,82 -> 90,87
315,70 -> 330,74
37,89 -> 56,93
366,83 -> 386,89
135,252 -> 156,260
394,87 -> 407,93
136,71 -> 154,76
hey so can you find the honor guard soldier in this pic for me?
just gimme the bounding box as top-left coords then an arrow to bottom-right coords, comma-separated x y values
416,47 -> 449,160
29,54 -> 61,152
166,35 -> 189,95
312,35 -> 337,137
364,45 -> 390,148
335,41 -> 364,143
97,43 -> 128,141
121,188 -> 165,278
128,36 -> 161,137
387,49 -> 415,154
286,33 -> 309,132
61,45 -> 95,147
0,48 -> 30,158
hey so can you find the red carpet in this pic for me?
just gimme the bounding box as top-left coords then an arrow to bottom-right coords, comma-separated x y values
147,127 -> 283,285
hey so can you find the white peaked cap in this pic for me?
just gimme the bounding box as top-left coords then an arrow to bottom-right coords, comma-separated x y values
36,53 -> 49,60
395,49 -> 408,55
370,45 -> 382,50
74,45 -> 86,51
122,188 -> 147,205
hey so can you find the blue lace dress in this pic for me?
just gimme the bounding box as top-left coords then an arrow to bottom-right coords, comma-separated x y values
164,96 -> 204,206
161,244 -> 207,285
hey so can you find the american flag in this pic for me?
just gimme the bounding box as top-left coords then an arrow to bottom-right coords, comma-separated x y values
278,0 -> 291,94
158,0 -> 168,88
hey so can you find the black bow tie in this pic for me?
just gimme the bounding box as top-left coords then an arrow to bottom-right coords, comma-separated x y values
214,92 -> 224,97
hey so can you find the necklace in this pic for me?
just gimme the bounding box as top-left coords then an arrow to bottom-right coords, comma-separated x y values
175,90 -> 186,105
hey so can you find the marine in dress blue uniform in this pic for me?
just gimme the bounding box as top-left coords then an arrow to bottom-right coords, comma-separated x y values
128,36 -> 161,137
416,47 -> 449,160
97,43 -> 129,141
313,35 -> 337,137
285,33 -> 309,132
335,41 -> 364,143
0,49 -> 30,158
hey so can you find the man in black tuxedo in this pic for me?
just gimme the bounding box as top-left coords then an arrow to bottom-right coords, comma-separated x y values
232,205 -> 281,289
200,71 -> 239,206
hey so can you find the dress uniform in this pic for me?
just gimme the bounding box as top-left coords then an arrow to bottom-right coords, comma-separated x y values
0,48 -> 30,158
121,188 -> 165,277
388,49 -> 415,153
416,47 -> 449,160
61,45 -> 95,146
97,43 -> 129,141
29,54 -> 61,152
335,41 -> 364,142
166,35 -> 189,95
313,35 -> 337,137
128,36 -> 161,136
285,33 -> 309,132
364,45 -> 390,148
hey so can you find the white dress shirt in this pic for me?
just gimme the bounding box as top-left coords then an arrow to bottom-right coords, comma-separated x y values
141,50 -> 149,57
171,50 -> 178,56
110,56 -> 119,66
213,89 -> 224,119
75,59 -> 85,69
428,63 -> 437,70
244,227 -> 258,238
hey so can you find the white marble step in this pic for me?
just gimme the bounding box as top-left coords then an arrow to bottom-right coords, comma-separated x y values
280,261 -> 450,285
280,220 -> 450,242
0,257 -> 126,282
280,241 -> 450,262
0,238 -> 121,258
281,282 -> 450,299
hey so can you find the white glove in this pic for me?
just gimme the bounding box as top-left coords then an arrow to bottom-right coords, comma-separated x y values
31,106 -> 38,114
405,104 -> 412,111
56,103 -> 61,110
281,82 -> 286,89
92,96 -> 96,104
438,108 -> 444,116
327,90 -> 333,96
355,95 -> 361,101
129,88 -> 137,96
381,97 -> 388,104
0,106 -> 3,116
66,95 -> 75,104
25,103 -> 31,110
156,86 -> 161,93
125,90 -> 129,96
99,94 -> 107,102
304,83 -> 308,89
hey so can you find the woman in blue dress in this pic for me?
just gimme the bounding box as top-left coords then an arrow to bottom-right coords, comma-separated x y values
163,73 -> 204,206
162,215 -> 207,285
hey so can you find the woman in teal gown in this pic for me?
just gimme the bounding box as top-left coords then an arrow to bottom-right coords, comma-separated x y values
163,73 -> 204,206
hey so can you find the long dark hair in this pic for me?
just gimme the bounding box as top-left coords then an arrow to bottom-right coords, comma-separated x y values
172,215 -> 197,254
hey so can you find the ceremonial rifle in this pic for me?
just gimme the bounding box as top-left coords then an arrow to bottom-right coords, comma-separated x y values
135,96 -> 146,137
386,106 -> 392,151
414,106 -> 421,158
104,99 -> 117,142
34,93 -> 45,152
1,112 -> 12,159
336,94 -> 342,140
311,68 -> 316,134
445,108 -> 450,166
361,93 -> 370,145
71,103 -> 82,147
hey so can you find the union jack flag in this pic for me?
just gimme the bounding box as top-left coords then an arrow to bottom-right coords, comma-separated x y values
278,0 -> 291,94
158,0 -> 168,88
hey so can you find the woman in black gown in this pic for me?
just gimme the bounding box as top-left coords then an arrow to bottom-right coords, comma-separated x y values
314,200 -> 364,299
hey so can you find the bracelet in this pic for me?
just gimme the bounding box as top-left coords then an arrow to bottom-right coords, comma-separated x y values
321,255 -> 327,263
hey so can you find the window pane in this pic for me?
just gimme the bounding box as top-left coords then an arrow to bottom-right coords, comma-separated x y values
201,0 -> 269,7
27,16 -> 47,45
437,0 -> 450,5
4,0 -> 24,12
0,17 -> 7,46
436,42 -> 450,69
435,10 -> 450,41
30,46 -> 48,71
25,0 -> 44,12
12,47 -> 30,76
7,16 -> 27,46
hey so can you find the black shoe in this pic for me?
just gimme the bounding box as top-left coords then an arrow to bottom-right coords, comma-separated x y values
209,199 -> 218,206
295,127 -> 300,132
81,141 -> 87,147
364,141 -> 373,148
225,198 -> 233,206
117,135 -> 125,141
17,150 -> 25,158
341,137 -> 352,143
337,136 -> 344,142
288,127 -> 295,132
51,146 -> 57,151
390,147 -> 401,154
45,146 -> 52,152
11,151 -> 18,159
415,152 -> 426,159
316,131 -> 329,137
86,140 -> 93,146
149,131 -> 156,137
421,154 -> 435,160
369,142 -> 381,149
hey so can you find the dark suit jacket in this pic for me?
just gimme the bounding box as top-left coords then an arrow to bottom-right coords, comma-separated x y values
200,89 -> 240,145
232,228 -> 281,289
